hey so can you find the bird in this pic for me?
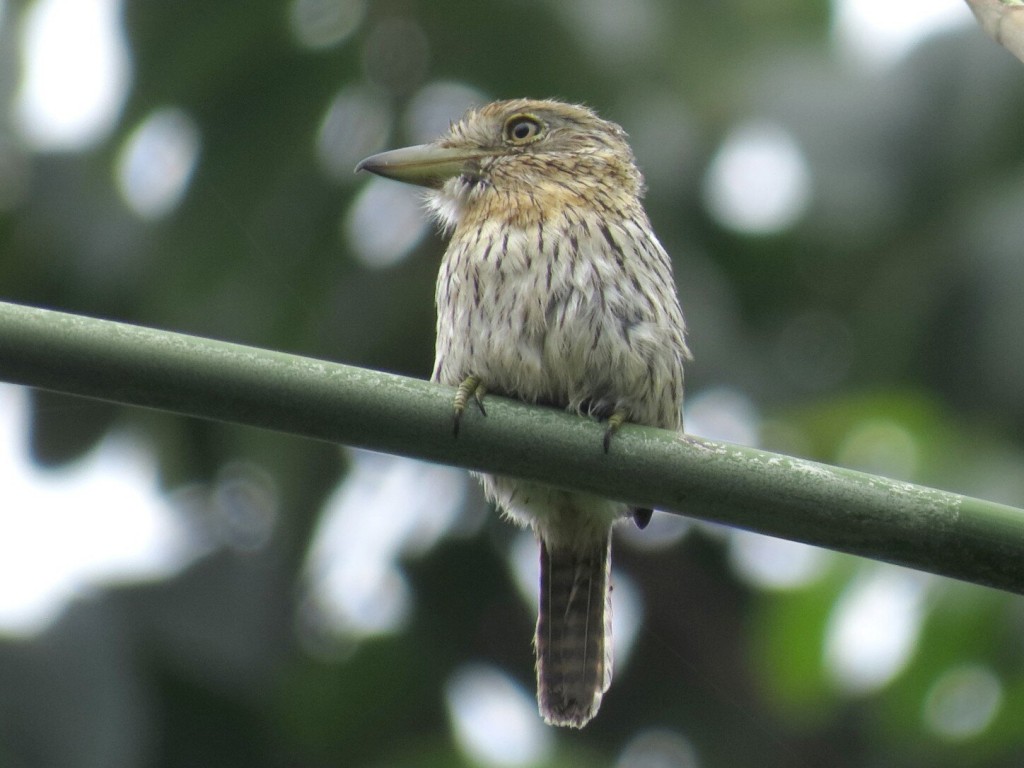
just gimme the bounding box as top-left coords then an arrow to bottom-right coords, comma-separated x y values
356,98 -> 689,728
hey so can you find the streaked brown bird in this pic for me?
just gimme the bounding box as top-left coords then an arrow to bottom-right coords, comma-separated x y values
357,98 -> 689,728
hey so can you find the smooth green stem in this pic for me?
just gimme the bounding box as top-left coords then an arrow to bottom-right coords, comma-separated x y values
1,299 -> 1023,592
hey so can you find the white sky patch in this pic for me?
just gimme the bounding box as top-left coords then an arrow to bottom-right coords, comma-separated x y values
116,107 -> 201,219
703,120 -> 812,236
445,663 -> 552,767
302,449 -> 466,642
824,564 -> 932,694
14,0 -> 131,151
0,384 -> 199,637
832,0 -> 973,69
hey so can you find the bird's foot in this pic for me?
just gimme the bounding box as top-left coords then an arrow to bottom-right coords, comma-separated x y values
603,410 -> 628,453
453,375 -> 487,436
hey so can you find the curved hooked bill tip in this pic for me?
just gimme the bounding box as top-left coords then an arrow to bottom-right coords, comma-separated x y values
354,144 -> 486,188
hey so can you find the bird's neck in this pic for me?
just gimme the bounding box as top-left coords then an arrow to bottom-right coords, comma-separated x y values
426,178 -> 640,238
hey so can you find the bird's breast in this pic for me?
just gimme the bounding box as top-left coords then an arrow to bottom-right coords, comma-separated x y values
432,211 -> 683,426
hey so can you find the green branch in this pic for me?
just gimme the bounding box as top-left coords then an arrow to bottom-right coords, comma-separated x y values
2,299 -> 1023,593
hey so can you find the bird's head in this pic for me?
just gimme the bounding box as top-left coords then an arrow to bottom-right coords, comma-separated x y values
356,98 -> 645,230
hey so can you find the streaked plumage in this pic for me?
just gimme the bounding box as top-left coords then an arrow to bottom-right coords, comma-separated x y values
357,98 -> 689,727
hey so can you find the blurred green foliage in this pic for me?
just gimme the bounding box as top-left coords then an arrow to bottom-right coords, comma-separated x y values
1,0 -> 1024,766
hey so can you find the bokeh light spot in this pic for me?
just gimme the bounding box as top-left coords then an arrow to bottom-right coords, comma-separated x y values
616,728 -> 701,768
344,177 -> 429,268
837,419 -> 919,481
208,462 -> 278,552
15,0 -> 131,151
618,509 -> 690,551
287,0 -> 365,50
610,570 -> 644,671
924,663 -> 1003,741
403,81 -> 488,145
824,565 -> 931,694
510,530 -> 540,612
445,664 -> 552,767
316,85 -> 392,181
685,388 -> 760,446
703,121 -> 811,236
115,107 -> 201,219
301,450 -> 466,645
728,531 -> 832,591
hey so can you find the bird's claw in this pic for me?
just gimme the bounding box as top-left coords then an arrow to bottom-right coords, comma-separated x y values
453,375 -> 487,436
632,508 -> 653,529
603,410 -> 627,453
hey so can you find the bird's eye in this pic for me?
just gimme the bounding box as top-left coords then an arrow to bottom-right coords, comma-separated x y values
503,115 -> 544,144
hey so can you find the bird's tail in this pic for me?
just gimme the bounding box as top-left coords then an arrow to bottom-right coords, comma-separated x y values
536,533 -> 613,728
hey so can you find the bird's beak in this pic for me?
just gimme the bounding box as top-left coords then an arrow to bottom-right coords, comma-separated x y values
355,144 -> 487,188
